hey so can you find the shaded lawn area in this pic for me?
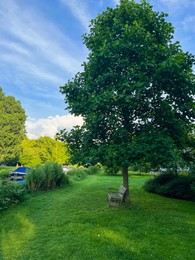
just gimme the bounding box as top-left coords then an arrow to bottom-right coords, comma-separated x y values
0,175 -> 194,260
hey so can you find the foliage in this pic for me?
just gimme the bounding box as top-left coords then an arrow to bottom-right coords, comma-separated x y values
0,182 -> 27,210
86,165 -> 102,175
130,162 -> 152,173
182,130 -> 195,172
25,162 -> 69,191
190,163 -> 195,174
19,136 -> 70,167
0,87 -> 27,164
68,167 -> 88,181
104,165 -> 121,175
0,175 -> 194,259
19,139 -> 42,166
68,165 -> 101,181
144,173 -> 195,200
57,126 -> 84,165
60,0 -> 195,201
0,166 -> 15,181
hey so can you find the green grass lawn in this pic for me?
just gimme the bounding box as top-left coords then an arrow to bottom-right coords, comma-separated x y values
0,174 -> 194,260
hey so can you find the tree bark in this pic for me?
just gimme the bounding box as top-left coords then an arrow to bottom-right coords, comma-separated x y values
122,165 -> 130,204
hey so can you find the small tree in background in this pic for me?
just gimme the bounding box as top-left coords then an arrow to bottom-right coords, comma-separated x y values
19,137 -> 70,167
60,0 -> 195,203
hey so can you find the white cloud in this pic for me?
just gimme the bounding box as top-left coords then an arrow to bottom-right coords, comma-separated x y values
26,114 -> 83,139
60,0 -> 92,31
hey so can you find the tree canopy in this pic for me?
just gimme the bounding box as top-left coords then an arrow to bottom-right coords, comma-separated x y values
0,87 -> 26,164
60,0 -> 195,202
19,136 -> 70,167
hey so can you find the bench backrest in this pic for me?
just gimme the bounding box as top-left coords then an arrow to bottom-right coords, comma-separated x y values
118,185 -> 126,195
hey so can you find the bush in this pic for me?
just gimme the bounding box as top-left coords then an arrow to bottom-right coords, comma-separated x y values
189,163 -> 195,174
144,173 -> 195,201
0,172 -> 10,180
0,166 -> 15,180
68,168 -> 88,181
86,165 -> 101,175
25,162 -> 69,191
162,175 -> 195,200
0,182 -> 27,210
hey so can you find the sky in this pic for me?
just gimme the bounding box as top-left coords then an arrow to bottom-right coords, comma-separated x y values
0,0 -> 194,139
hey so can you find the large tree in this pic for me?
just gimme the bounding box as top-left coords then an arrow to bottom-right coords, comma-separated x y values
60,0 -> 195,203
0,87 -> 26,164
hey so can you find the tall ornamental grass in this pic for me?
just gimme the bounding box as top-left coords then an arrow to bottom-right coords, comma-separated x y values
25,162 -> 69,191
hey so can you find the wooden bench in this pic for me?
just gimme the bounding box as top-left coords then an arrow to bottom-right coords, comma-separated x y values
108,185 -> 126,207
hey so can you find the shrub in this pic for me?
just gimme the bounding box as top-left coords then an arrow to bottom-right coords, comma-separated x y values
25,162 -> 69,191
0,166 -> 15,180
0,182 -> 27,210
86,165 -> 101,175
162,175 -> 195,200
0,172 -> 10,180
144,173 -> 195,201
189,163 -> 195,174
144,173 -> 175,193
68,168 -> 88,181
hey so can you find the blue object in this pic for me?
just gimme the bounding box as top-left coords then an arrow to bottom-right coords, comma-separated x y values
17,180 -> 26,184
10,167 -> 31,183
11,167 -> 31,173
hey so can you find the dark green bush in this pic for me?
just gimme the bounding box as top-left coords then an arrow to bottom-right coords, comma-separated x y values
189,163 -> 195,174
144,173 -> 175,193
25,162 -> 69,191
162,175 -> 195,200
153,173 -> 175,185
0,182 -> 27,210
144,173 -> 195,201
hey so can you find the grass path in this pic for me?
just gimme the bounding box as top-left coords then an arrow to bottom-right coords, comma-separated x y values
0,175 -> 194,259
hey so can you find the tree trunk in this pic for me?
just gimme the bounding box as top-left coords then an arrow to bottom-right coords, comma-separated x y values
122,165 -> 130,204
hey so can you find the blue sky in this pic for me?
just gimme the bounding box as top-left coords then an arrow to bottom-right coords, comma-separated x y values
0,0 -> 194,138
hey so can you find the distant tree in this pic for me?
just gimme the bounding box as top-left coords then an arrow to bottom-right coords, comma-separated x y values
19,137 -> 70,167
19,139 -> 42,166
0,87 -> 26,164
37,136 -> 70,164
57,126 -> 87,165
60,0 -> 195,203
